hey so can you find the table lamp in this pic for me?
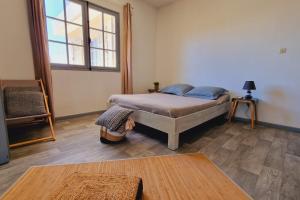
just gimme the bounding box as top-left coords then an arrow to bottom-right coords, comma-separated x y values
243,81 -> 256,99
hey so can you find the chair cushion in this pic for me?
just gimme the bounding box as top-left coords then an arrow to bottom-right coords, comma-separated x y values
4,87 -> 40,93
4,87 -> 46,118
95,105 -> 134,131
160,84 -> 194,96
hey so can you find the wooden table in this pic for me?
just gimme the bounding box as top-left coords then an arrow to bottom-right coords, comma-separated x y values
1,154 -> 251,200
228,97 -> 258,128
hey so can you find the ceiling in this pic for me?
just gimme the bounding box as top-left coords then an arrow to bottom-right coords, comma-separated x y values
143,0 -> 177,8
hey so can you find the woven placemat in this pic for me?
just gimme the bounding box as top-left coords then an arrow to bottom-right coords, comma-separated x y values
49,172 -> 143,200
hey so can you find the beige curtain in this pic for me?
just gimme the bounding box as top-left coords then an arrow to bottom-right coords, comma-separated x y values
27,0 -> 55,121
122,3 -> 133,94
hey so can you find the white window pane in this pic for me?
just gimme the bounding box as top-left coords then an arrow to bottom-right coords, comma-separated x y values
90,48 -> 103,67
48,42 -> 67,64
45,0 -> 64,20
65,0 -> 83,25
90,29 -> 103,48
104,50 -> 116,68
46,18 -> 66,42
68,45 -> 84,65
67,23 -> 83,45
104,14 -> 115,33
104,33 -> 115,50
89,8 -> 102,30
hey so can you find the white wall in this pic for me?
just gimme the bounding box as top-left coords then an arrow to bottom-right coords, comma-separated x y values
156,0 -> 300,128
0,0 -> 35,80
131,0 -> 157,93
0,0 -> 157,117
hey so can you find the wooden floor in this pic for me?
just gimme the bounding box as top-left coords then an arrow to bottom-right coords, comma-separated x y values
0,114 -> 300,200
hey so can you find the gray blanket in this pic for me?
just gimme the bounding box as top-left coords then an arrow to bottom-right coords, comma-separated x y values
108,93 -> 229,118
95,105 -> 133,131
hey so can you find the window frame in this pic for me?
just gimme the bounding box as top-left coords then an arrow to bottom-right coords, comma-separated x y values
44,0 -> 120,72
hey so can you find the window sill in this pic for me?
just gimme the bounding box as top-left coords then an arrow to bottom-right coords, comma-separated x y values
51,65 -> 120,72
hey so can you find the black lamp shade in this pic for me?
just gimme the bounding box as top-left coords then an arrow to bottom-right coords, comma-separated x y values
243,81 -> 256,91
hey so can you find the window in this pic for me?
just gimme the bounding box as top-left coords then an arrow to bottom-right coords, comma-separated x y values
44,0 -> 120,71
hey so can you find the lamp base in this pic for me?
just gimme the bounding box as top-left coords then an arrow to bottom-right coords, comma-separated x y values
245,90 -> 252,99
244,95 -> 253,100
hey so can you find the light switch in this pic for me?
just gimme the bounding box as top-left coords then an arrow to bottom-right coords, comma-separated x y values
280,48 -> 287,54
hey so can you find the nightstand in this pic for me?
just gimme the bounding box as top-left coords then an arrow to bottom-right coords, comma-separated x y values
228,97 -> 258,128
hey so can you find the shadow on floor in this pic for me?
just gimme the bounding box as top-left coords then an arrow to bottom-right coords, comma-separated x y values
134,114 -> 228,146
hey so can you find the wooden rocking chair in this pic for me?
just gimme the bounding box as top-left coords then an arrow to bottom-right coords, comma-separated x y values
0,79 -> 56,148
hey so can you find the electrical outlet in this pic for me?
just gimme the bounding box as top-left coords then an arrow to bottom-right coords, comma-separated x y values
280,48 -> 287,54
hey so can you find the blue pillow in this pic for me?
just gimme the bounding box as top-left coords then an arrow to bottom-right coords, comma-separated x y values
160,84 -> 194,96
184,86 -> 227,100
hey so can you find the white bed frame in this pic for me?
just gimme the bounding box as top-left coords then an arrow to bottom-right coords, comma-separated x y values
130,102 -> 230,150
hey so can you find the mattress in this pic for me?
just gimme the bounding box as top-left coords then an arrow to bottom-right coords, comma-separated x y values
108,93 -> 230,118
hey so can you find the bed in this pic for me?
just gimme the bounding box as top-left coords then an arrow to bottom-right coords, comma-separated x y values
108,93 -> 230,150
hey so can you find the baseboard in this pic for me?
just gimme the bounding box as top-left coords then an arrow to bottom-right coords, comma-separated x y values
235,117 -> 300,133
56,110 -> 105,121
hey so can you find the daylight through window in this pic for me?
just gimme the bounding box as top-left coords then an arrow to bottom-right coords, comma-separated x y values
44,0 -> 120,71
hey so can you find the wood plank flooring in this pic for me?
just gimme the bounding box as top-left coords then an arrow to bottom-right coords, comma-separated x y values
1,114 -> 300,199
